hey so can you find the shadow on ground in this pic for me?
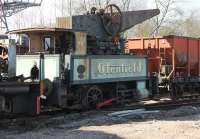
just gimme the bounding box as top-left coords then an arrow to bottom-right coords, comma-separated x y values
1,129 -> 123,139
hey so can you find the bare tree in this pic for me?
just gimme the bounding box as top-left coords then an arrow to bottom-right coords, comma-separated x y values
181,11 -> 200,37
121,0 -> 131,11
73,0 -> 133,14
151,0 -> 184,36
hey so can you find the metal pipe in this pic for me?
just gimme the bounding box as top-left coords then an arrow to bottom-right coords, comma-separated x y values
0,84 -> 30,95
39,53 -> 44,80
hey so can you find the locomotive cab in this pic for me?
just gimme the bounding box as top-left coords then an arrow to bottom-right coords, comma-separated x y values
10,28 -> 84,55
8,28 -> 88,109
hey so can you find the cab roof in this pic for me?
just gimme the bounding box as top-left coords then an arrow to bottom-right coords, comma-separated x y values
8,27 -> 85,34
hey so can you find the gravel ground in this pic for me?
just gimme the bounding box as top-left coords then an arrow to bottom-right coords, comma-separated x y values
1,106 -> 200,139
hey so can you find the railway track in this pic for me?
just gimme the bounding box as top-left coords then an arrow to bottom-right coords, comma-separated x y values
144,98 -> 200,110
102,96 -> 200,112
1,97 -> 200,129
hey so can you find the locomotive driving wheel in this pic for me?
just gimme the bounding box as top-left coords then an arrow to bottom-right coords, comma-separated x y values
82,86 -> 103,109
101,4 -> 122,36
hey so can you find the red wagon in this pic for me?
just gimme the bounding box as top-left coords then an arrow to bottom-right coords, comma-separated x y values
126,35 -> 200,99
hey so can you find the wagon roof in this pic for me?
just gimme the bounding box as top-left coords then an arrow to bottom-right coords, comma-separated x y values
8,27 -> 85,34
128,35 -> 200,40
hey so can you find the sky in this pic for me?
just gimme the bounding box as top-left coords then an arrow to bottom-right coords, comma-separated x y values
40,0 -> 200,19
175,0 -> 200,12
147,0 -> 200,17
147,0 -> 200,10
5,0 -> 200,31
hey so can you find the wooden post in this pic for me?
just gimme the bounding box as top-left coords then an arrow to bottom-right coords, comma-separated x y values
141,38 -> 144,55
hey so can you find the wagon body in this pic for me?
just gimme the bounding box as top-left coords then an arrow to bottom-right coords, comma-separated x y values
127,35 -> 200,78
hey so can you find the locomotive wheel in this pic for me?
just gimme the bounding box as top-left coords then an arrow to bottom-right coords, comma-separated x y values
170,86 -> 177,100
187,83 -> 196,94
82,86 -> 103,109
5,98 -> 12,113
116,84 -> 128,104
178,85 -> 184,97
170,84 -> 183,100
